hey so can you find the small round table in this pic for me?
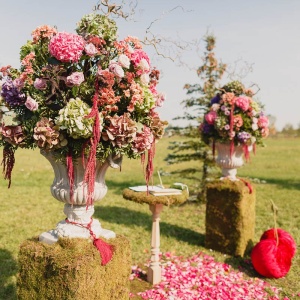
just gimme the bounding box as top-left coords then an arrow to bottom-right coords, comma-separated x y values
122,188 -> 188,285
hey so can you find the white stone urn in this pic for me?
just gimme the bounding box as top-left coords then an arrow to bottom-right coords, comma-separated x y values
215,142 -> 244,181
39,150 -> 122,244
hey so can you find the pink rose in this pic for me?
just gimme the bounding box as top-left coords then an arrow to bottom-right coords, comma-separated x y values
235,96 -> 250,111
84,43 -> 98,56
205,111 -> 217,125
66,72 -> 84,86
109,61 -> 124,78
13,78 -> 25,90
34,78 -> 47,90
25,96 -> 38,111
258,115 -> 269,128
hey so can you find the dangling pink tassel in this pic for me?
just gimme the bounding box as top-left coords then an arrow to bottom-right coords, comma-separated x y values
66,218 -> 114,266
66,151 -> 74,205
145,141 -> 155,185
212,140 -> 216,158
1,146 -> 15,188
93,238 -> 114,266
83,81 -> 101,207
243,144 -> 250,162
229,103 -> 235,157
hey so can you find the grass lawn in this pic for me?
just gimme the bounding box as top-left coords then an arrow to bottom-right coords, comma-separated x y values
0,136 -> 299,299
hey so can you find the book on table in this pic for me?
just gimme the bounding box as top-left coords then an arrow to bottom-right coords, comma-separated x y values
129,185 -> 182,196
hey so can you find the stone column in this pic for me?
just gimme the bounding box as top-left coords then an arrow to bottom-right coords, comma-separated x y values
147,203 -> 164,285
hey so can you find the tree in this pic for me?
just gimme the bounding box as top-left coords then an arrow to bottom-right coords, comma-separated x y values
165,35 -> 227,200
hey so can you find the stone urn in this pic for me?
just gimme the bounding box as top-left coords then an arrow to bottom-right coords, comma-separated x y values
39,150 -> 122,244
215,142 -> 244,181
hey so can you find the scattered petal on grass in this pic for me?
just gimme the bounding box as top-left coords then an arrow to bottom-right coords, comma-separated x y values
130,252 -> 288,300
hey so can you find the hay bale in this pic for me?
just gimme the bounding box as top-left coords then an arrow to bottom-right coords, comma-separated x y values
205,179 -> 256,256
17,235 -> 131,300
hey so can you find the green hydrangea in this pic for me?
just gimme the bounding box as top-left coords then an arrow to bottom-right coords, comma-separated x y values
222,80 -> 245,96
56,98 -> 94,139
76,13 -> 118,43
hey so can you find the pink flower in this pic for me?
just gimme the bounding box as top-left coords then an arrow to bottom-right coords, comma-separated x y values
84,43 -> 98,56
155,92 -> 166,107
132,126 -> 154,153
66,72 -> 84,86
118,54 -> 130,69
258,115 -> 269,128
48,32 -> 85,63
109,61 -> 124,78
34,78 -> 47,90
205,111 -> 217,125
25,96 -> 39,111
131,49 -> 151,74
233,115 -> 243,128
235,96 -> 250,111
13,78 -> 25,90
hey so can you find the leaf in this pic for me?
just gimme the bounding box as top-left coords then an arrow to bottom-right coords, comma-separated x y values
47,57 -> 61,65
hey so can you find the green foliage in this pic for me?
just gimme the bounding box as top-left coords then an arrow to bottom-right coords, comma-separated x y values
168,34 -> 227,199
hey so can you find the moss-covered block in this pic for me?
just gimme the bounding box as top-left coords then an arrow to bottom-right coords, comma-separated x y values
17,235 -> 131,300
205,179 -> 256,256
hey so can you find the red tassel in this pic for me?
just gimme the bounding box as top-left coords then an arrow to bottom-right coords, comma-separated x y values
93,238 -> 114,266
243,144 -> 250,162
65,218 -> 114,266
144,140 -> 156,195
66,151 -> 74,204
229,101 -> 235,157
237,177 -> 253,194
83,81 -> 101,206
2,146 -> 15,188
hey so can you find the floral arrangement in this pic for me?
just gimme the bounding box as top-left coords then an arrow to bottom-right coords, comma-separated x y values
0,13 -> 168,192
200,81 -> 269,157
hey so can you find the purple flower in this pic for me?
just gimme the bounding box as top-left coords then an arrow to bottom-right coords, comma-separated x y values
210,94 -> 220,105
237,131 -> 251,143
1,78 -> 26,107
201,123 -> 213,134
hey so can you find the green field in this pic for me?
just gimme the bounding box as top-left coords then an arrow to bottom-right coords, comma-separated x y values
0,136 -> 299,299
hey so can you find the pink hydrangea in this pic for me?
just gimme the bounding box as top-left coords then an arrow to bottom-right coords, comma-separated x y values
235,96 -> 250,111
205,111 -> 217,125
48,32 -> 85,63
132,126 -> 154,153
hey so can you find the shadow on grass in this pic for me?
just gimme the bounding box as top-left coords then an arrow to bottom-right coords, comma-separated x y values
94,206 -> 204,247
0,248 -> 18,300
249,177 -> 300,191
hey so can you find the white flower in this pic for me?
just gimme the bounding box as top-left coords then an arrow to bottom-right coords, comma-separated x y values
118,54 -> 130,69
140,73 -> 150,86
211,104 -> 220,111
138,58 -> 150,72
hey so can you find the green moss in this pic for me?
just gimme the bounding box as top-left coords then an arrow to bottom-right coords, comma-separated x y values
205,179 -> 256,256
17,235 -> 131,300
122,188 -> 188,206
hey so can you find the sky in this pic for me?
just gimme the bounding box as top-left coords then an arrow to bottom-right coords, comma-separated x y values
1,0 -> 300,130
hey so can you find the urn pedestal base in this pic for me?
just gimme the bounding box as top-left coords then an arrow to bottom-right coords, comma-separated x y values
39,204 -> 116,244
205,179 -> 256,256
17,235 -> 131,300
